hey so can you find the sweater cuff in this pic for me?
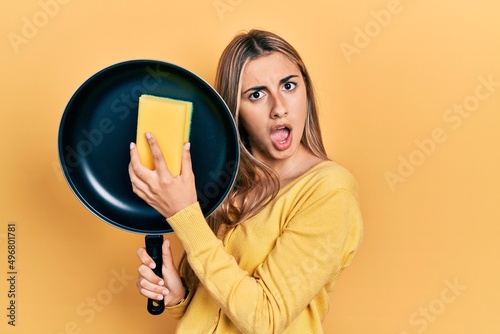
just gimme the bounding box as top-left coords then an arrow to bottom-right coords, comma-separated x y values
166,202 -> 217,252
163,286 -> 193,319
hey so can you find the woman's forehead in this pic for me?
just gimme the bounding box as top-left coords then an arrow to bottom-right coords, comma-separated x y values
241,52 -> 301,85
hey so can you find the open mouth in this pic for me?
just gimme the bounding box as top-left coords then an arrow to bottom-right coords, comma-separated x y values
270,124 -> 292,150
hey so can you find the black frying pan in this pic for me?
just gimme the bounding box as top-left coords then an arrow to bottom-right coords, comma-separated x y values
58,60 -> 239,314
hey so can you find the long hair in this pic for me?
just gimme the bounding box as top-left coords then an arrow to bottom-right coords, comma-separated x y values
179,29 -> 328,290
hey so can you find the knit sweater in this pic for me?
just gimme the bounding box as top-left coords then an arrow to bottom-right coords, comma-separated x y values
165,160 -> 363,333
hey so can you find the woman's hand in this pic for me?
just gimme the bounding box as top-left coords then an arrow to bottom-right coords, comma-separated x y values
136,238 -> 186,306
128,132 -> 197,218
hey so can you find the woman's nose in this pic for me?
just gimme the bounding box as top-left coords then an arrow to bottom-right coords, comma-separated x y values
271,95 -> 288,118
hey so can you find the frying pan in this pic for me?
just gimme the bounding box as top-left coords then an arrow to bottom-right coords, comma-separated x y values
58,60 -> 239,315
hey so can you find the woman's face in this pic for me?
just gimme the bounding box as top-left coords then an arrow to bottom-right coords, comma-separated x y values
238,52 -> 308,167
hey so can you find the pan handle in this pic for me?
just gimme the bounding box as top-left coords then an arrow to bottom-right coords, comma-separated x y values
145,235 -> 165,315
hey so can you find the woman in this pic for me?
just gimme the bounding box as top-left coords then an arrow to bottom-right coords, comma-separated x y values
129,29 -> 363,333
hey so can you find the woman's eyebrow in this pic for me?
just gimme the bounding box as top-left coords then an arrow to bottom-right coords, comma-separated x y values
241,74 -> 300,95
242,85 -> 266,95
279,74 -> 299,85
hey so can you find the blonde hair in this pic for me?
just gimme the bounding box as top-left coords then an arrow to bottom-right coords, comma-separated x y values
179,29 -> 328,289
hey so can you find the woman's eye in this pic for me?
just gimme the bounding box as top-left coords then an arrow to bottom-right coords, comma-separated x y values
249,91 -> 263,100
283,82 -> 297,91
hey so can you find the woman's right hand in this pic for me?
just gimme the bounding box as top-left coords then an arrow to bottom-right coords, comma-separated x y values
136,238 -> 186,307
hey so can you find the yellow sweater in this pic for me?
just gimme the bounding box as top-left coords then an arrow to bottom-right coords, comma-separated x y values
165,161 -> 363,333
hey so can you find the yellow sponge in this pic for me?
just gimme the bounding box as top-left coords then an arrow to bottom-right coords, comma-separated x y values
136,94 -> 192,175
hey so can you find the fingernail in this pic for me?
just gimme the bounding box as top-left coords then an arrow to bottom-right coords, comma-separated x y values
162,289 -> 169,296
157,295 -> 164,301
184,142 -> 191,151
158,280 -> 164,286
129,142 -> 135,150
146,132 -> 152,139
149,263 -> 156,269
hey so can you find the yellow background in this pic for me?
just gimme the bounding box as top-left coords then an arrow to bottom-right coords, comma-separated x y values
1,0 -> 499,333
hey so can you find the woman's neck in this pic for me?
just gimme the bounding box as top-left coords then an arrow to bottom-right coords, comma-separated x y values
274,146 -> 325,187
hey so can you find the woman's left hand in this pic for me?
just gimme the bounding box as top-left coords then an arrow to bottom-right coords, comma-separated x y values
128,132 -> 197,218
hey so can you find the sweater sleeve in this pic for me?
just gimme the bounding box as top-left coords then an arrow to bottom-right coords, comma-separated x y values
167,180 -> 362,333
163,285 -> 194,319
